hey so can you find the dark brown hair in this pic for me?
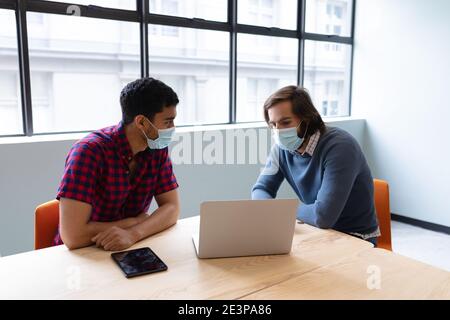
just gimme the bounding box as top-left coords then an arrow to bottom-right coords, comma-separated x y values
120,77 -> 179,124
263,85 -> 326,137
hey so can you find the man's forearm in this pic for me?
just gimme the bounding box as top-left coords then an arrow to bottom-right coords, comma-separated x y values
87,215 -> 142,235
63,216 -> 141,249
126,204 -> 179,243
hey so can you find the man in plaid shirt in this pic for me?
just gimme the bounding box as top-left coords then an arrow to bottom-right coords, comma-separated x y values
55,78 -> 180,251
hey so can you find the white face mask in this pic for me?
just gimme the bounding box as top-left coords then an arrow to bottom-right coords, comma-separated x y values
141,119 -> 176,149
272,121 -> 308,152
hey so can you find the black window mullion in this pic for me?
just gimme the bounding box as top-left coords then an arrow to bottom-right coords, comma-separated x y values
351,0 -> 357,40
228,0 -> 237,124
138,0 -> 149,78
148,14 -> 229,32
235,24 -> 297,38
303,32 -> 352,44
16,0 -> 33,136
26,0 -> 139,22
297,0 -> 306,86
348,0 -> 357,116
0,0 -> 15,10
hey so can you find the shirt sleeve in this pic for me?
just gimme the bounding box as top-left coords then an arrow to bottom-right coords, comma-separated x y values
251,145 -> 285,199
297,141 -> 361,229
56,142 -> 101,205
154,148 -> 179,195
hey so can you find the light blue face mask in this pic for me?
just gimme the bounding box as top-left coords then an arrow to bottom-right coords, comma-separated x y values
142,119 -> 176,150
272,121 -> 308,152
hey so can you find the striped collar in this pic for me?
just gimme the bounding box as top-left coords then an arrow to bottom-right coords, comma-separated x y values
301,130 -> 321,156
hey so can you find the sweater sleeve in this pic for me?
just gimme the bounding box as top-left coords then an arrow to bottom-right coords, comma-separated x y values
297,141 -> 361,228
251,146 -> 285,199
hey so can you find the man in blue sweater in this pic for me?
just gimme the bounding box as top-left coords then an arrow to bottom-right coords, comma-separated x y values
252,86 -> 380,246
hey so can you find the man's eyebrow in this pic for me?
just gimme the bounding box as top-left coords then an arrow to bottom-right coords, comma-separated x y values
164,116 -> 176,120
270,117 -> 292,124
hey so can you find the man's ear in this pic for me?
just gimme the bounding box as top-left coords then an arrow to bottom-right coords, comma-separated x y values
134,115 -> 146,131
136,114 -> 159,139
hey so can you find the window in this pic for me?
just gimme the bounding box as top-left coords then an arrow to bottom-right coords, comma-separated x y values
304,40 -> 352,117
0,9 -> 22,135
27,13 -> 140,133
150,0 -> 179,36
53,0 -> 136,10
237,35 -> 298,122
149,27 -> 229,125
245,78 -> 278,120
305,0 -> 353,37
0,0 -> 355,136
238,0 -> 297,30
150,0 -> 227,22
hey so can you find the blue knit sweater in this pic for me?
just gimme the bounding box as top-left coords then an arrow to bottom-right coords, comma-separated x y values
252,126 -> 379,236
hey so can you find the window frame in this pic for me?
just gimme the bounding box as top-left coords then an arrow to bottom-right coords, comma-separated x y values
0,0 -> 356,137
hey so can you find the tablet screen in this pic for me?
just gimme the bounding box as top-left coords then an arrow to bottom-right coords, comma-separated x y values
111,247 -> 167,278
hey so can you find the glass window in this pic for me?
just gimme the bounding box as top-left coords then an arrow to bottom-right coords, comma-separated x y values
51,0 -> 135,10
27,13 -> 140,133
150,0 -> 227,22
238,0 -> 297,30
237,34 -> 298,122
0,9 -> 22,135
2,0 -> 355,136
305,0 -> 353,37
303,40 -> 352,117
149,27 -> 229,125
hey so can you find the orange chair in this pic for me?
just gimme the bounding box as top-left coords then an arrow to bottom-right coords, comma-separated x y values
373,179 -> 392,251
35,200 -> 60,250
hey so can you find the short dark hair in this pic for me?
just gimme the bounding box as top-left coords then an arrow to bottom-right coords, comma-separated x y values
263,85 -> 325,137
120,77 -> 179,124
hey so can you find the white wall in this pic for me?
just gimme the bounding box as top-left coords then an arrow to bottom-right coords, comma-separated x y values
352,0 -> 450,227
0,119 -> 364,256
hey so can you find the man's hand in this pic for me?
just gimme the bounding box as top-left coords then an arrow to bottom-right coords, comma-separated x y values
92,226 -> 139,251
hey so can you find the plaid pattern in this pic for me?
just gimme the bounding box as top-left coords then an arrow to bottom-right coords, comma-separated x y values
53,121 -> 178,245
302,130 -> 321,156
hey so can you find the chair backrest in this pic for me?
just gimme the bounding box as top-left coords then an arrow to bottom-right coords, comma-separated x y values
35,200 -> 60,250
373,179 -> 392,251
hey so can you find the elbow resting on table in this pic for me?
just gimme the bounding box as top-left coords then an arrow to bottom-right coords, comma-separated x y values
315,220 -> 334,229
313,211 -> 335,229
167,203 -> 180,227
60,227 -> 93,250
61,234 -> 88,251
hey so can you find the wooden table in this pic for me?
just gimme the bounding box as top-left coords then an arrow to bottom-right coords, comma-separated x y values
0,216 -> 449,300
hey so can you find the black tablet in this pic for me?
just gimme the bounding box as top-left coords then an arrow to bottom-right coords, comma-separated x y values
111,247 -> 168,278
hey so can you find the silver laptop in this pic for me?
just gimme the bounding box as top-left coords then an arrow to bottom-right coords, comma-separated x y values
192,199 -> 299,259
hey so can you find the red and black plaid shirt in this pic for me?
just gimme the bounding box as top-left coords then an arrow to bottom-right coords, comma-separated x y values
53,121 -> 178,245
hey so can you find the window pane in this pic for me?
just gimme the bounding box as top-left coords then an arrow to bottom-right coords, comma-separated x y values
149,27 -> 229,126
0,9 -> 22,135
150,0 -> 227,22
238,0 -> 297,30
27,13 -> 140,133
304,40 -> 351,117
305,0 -> 353,37
237,35 -> 298,122
50,0 -> 135,10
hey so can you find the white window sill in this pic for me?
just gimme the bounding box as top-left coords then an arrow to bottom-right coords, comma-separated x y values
0,117 -> 364,145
